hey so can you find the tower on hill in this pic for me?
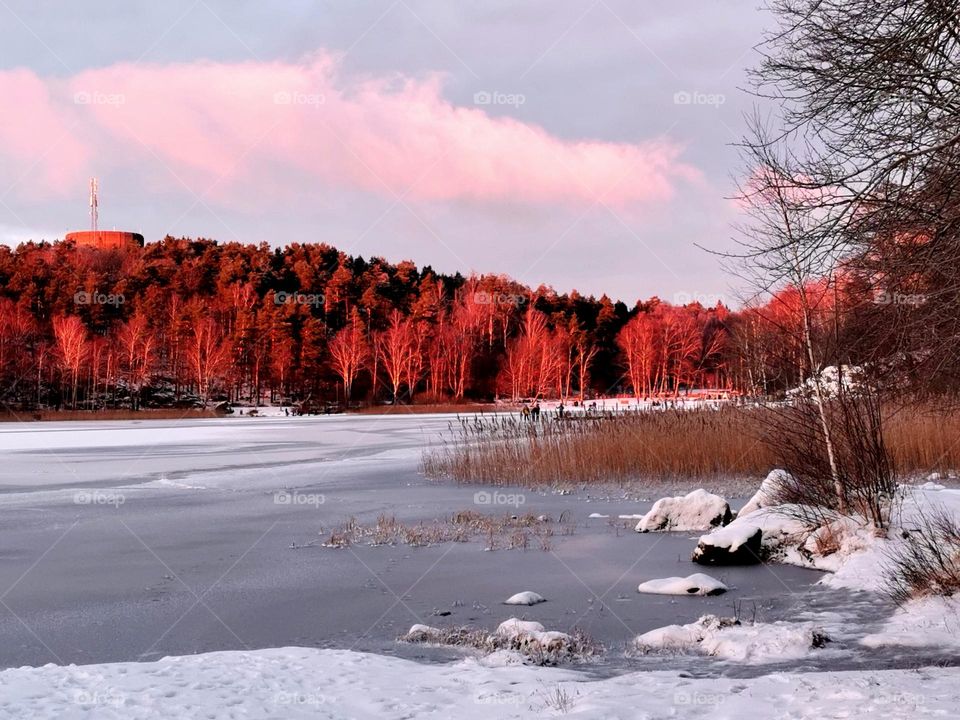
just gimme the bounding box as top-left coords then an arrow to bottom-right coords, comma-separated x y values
65,178 -> 144,250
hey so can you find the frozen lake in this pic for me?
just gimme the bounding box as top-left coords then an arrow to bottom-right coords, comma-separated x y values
0,414 -> 902,674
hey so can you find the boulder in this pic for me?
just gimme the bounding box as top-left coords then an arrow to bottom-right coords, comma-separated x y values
692,526 -> 763,565
504,591 -> 546,606
635,489 -> 733,533
637,573 -> 728,596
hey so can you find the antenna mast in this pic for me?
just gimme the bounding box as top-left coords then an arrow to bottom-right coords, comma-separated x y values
89,178 -> 99,232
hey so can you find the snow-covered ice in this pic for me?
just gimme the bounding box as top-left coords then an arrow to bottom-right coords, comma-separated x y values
2,410 -> 960,718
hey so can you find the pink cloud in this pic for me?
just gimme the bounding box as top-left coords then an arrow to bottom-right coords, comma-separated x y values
0,69 -> 90,196
0,55 -> 700,208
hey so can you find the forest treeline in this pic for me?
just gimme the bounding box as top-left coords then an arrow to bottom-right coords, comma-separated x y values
0,236 -> 896,410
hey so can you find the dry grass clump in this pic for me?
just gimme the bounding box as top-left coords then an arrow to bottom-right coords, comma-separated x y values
322,511 -> 568,550
885,506 -> 960,605
400,624 -> 600,666
421,403 -> 960,489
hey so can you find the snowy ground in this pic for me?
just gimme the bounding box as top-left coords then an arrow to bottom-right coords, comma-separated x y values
0,647 -> 953,719
0,414 -> 958,718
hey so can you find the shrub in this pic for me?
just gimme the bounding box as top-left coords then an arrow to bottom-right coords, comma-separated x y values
885,505 -> 960,605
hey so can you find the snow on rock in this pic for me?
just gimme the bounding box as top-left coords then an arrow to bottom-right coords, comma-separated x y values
496,618 -> 571,651
738,469 -> 790,517
692,524 -> 764,565
1,646 -> 958,719
504,591 -> 546,606
634,489 -> 732,533
634,615 -> 830,664
693,504 -> 813,566
402,624 -> 446,642
496,618 -> 547,639
636,573 -> 728,596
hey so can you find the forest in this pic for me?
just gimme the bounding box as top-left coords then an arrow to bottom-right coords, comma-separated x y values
0,236 -> 860,411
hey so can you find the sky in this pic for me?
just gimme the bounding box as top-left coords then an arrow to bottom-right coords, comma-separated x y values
0,0 -> 770,306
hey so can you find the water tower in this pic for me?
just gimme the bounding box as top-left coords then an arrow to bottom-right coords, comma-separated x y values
65,178 -> 144,250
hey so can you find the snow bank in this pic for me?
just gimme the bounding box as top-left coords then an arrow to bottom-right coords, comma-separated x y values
634,615 -> 829,664
699,621 -> 831,663
636,573 -> 728,596
635,489 -> 732,532
0,646 -> 957,719
634,615 -> 829,665
861,596 -> 960,651
504,591 -> 546,606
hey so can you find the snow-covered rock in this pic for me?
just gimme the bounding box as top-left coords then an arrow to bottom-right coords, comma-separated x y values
738,469 -> 790,517
634,615 -> 830,664
692,524 -> 764,565
634,489 -> 732,533
496,618 -> 571,651
636,573 -> 728,596
504,591 -> 546,606
402,624 -> 445,642
496,618 -> 547,639
693,503 -> 815,566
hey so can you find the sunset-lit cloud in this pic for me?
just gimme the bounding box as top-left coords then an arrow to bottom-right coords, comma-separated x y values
0,54 -> 699,209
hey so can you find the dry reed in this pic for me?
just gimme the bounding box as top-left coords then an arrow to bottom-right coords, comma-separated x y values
422,404 -> 960,488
